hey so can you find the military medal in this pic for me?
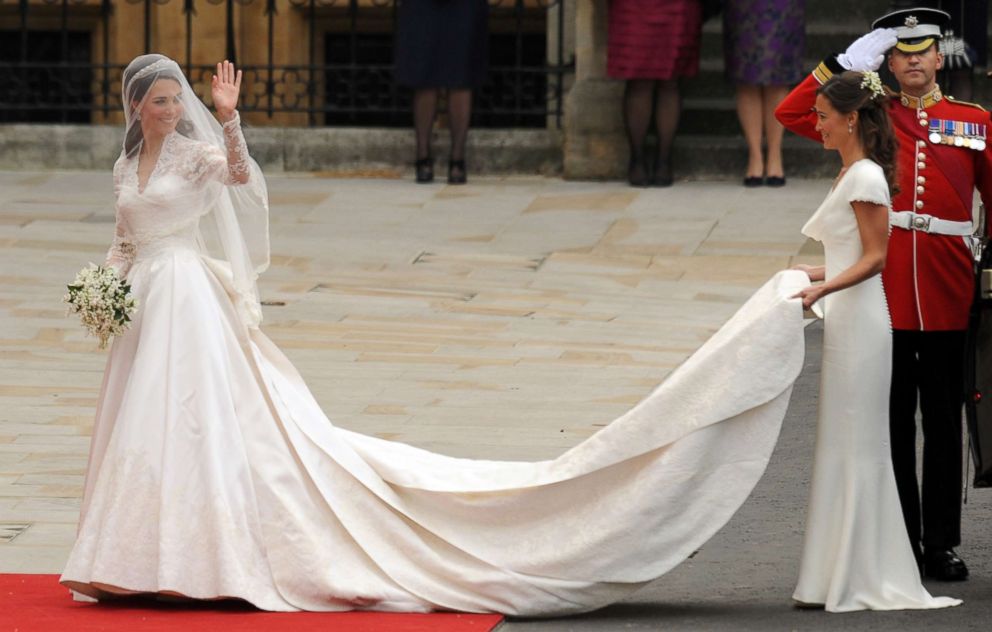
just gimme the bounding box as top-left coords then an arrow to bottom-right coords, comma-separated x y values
966,122 -> 987,151
928,119 -> 987,151
969,122 -> 987,151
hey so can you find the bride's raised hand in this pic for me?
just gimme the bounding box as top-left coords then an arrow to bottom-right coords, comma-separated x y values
212,60 -> 242,122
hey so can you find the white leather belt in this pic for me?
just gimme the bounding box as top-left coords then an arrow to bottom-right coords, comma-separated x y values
889,211 -> 973,236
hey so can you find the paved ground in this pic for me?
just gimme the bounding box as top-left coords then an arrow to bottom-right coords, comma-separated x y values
0,172 -> 988,630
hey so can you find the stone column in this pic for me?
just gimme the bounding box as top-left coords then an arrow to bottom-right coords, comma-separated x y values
547,0 -> 576,130
562,0 -> 623,179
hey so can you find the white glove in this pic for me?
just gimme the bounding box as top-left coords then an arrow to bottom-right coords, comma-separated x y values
837,28 -> 899,71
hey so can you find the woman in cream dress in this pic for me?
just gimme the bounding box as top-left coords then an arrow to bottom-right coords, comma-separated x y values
790,71 -> 959,612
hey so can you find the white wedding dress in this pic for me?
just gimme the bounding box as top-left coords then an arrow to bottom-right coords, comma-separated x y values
62,116 -> 813,614
792,159 -> 960,612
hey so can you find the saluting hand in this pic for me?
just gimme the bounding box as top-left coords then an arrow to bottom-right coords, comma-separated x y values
212,60 -> 242,123
838,28 -> 898,72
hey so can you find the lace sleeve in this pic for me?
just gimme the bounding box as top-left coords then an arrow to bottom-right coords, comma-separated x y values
195,111 -> 251,185
221,111 -> 251,184
104,212 -> 136,276
104,161 -> 136,276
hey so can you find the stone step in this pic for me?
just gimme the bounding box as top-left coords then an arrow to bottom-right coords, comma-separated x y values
0,122 -> 842,181
670,134 -> 840,180
680,79 -> 992,136
680,98 -> 739,135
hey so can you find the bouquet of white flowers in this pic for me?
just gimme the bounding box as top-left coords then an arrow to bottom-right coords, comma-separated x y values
63,264 -> 138,349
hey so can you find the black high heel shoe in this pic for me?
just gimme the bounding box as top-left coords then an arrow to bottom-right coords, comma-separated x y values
650,152 -> 673,188
628,155 -> 649,187
641,146 -> 673,187
415,157 -> 434,184
448,159 -> 467,185
652,162 -> 674,188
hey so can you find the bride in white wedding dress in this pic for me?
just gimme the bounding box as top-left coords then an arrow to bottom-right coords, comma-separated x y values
61,54 -> 828,615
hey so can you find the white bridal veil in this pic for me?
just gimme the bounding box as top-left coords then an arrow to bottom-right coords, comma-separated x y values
121,53 -> 270,327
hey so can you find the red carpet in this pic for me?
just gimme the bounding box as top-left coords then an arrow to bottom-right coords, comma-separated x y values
0,574 -> 504,632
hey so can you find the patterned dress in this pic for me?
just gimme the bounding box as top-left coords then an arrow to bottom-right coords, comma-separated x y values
607,0 -> 703,80
723,0 -> 806,86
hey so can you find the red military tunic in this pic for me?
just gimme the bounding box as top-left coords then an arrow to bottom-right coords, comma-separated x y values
776,62 -> 992,331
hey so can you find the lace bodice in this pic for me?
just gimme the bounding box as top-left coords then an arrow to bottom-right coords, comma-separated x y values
105,113 -> 251,273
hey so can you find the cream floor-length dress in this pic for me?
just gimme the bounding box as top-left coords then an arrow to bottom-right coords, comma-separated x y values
64,126 -> 813,615
792,158 -> 960,612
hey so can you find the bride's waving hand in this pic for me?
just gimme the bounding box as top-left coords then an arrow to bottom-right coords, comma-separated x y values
211,60 -> 242,123
206,60 -> 250,185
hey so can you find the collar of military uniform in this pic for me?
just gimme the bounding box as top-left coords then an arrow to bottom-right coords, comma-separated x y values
899,85 -> 943,109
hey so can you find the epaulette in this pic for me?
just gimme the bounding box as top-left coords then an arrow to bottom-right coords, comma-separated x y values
946,95 -> 987,112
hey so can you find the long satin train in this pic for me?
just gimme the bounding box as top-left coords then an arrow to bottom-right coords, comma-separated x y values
61,253 -> 809,615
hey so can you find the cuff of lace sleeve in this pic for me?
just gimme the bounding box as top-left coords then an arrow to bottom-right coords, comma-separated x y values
117,240 -> 137,262
222,111 -> 241,130
106,241 -> 137,272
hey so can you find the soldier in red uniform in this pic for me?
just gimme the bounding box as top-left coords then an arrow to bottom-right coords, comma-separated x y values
776,7 -> 992,581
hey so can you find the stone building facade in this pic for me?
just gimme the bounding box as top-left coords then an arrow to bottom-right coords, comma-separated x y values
3,1 -> 917,179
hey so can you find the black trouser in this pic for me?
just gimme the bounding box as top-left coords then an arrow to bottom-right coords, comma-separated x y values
890,329 -> 966,560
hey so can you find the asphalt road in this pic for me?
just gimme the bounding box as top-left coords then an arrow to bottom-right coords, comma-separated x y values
503,322 -> 992,631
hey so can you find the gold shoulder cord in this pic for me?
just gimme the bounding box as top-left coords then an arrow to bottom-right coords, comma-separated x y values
946,96 -> 988,112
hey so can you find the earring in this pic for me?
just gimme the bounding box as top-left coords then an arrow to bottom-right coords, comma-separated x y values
135,113 -> 141,121
848,122 -> 853,134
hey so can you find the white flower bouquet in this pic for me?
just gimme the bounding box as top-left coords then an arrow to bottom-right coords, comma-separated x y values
63,264 -> 138,349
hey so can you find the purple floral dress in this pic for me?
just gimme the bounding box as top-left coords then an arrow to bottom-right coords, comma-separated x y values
723,0 -> 806,86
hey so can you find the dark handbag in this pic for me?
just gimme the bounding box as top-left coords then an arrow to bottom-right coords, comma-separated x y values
964,206 -> 992,487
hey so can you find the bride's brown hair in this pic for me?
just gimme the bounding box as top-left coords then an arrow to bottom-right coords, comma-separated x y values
122,59 -> 194,158
817,71 -> 900,195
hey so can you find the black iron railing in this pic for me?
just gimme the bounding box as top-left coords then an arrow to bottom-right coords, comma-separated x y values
0,0 -> 573,126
